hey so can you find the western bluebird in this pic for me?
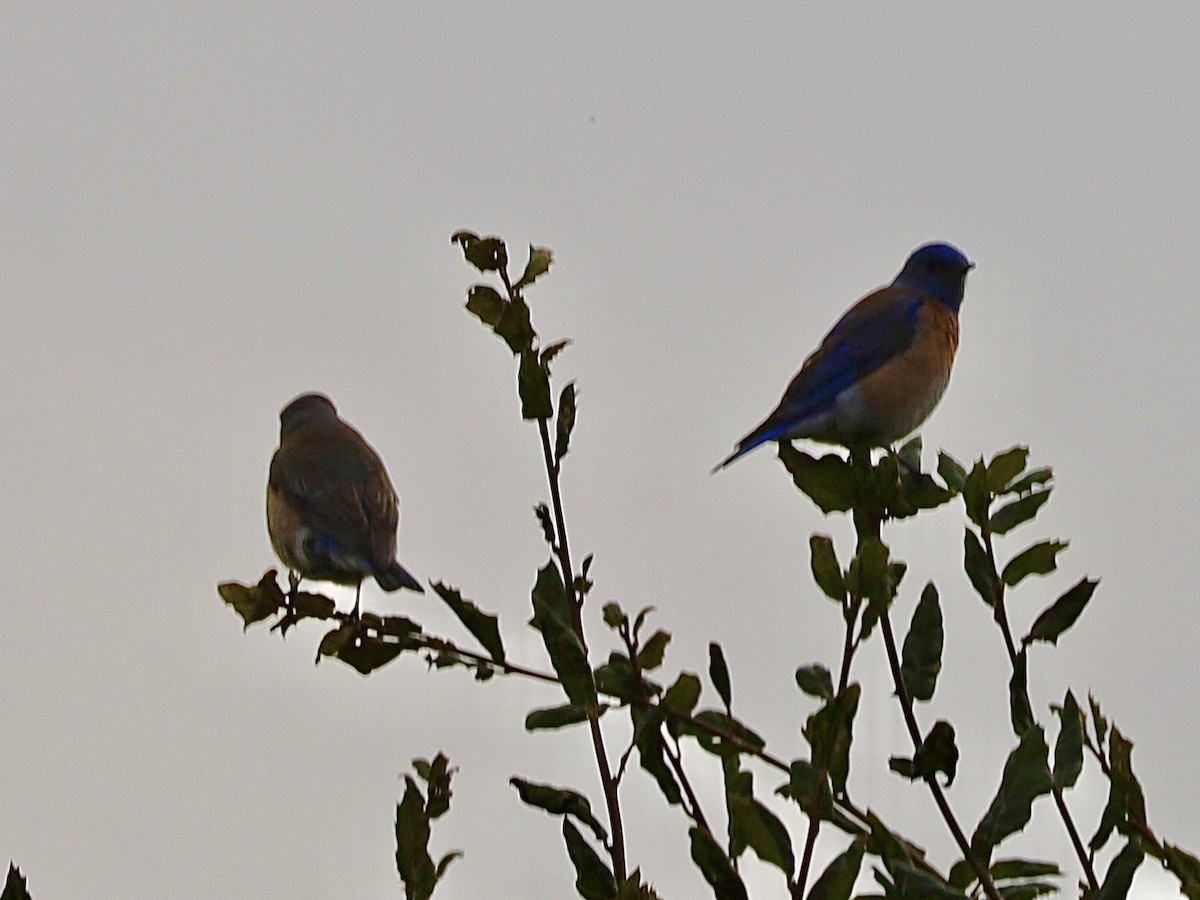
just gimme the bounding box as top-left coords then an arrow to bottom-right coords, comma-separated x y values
715,242 -> 973,470
267,393 -> 424,615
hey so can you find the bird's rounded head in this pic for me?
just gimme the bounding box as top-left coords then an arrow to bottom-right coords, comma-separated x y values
894,242 -> 974,312
279,392 -> 338,437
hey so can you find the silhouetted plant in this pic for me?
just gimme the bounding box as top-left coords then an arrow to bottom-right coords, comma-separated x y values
217,231 -> 1200,900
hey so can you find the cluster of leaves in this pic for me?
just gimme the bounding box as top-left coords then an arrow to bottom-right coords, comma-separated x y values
214,231 -> 1200,900
1,864 -> 31,900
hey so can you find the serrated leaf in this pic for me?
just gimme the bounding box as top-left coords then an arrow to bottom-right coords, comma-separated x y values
218,570 -> 286,628
431,582 -> 505,664
1094,839 -> 1144,900
562,819 -> 618,900
795,663 -> 834,701
451,230 -> 507,273
810,534 -> 846,602
465,284 -> 505,327
1024,577 -> 1098,646
1163,844 -> 1200,900
913,720 -> 958,786
530,563 -> 596,707
518,348 -> 552,420
495,294 -> 536,354
1052,690 -> 1084,790
413,753 -> 454,820
937,452 -> 968,492
556,382 -> 577,462
708,642 -> 732,711
892,863 -> 968,898
516,245 -> 554,289
901,583 -> 943,702
778,445 -> 855,513
990,490 -> 1052,535
727,792 -> 794,874
808,837 -> 866,900
526,703 -> 597,731
963,529 -> 997,607
1091,727 -> 1147,853
1089,693 -> 1109,751
511,778 -> 608,842
971,726 -> 1053,863
395,777 -> 436,900
534,502 -> 556,546
1002,540 -> 1068,587
330,634 -> 408,675
986,446 -> 1029,493
636,630 -> 671,671
689,827 -> 748,900
2,864 -> 32,900
541,338 -> 572,367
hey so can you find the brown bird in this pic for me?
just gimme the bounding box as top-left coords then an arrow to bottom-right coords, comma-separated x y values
267,393 -> 423,615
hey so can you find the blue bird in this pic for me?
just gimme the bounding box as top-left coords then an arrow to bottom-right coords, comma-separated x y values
267,393 -> 423,615
715,243 -> 973,470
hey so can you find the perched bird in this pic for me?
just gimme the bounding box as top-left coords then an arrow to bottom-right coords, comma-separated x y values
267,393 -> 424,615
715,243 -> 973,470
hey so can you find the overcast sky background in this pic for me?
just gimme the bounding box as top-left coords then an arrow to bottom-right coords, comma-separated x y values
3,4 -> 1200,898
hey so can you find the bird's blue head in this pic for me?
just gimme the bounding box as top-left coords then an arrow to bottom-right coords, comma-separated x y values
893,242 -> 973,312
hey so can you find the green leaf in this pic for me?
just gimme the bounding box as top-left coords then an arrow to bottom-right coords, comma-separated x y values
689,826 -> 748,900
556,382 -> 577,462
518,348 -> 552,420
516,245 -> 554,289
1163,844 -> 1200,900
451,230 -> 508,273
602,602 -> 623,629
535,502 -> 556,546
809,534 -> 846,602
510,778 -> 608,842
780,759 -> 832,818
1001,540 -> 1068,587
897,435 -> 923,470
541,339 -> 572,367
395,776 -> 436,900
412,753 -> 454,820
431,582 -> 505,664
594,652 -> 643,700
525,703 -> 597,731
970,726 -> 1053,864
1094,839 -> 1144,900
900,582 -> 943,702
962,458 -> 990,527
727,791 -> 795,874
218,571 -> 286,628
1024,577 -> 1098,646
795,663 -> 834,702
989,858 -> 1062,881
632,704 -> 681,805
937,451 -> 968,492
1091,727 -> 1147,853
1003,467 -> 1053,497
912,720 -> 958,786
804,684 -> 861,794
1089,693 -> 1109,752
465,284 -> 505,327
561,819 -> 618,900
2,864 -> 32,900
636,630 -> 671,672
493,294 -> 536,355
688,710 -> 766,758
708,642 -> 732,711
963,529 -> 997,607
1052,689 -> 1084,790
986,446 -> 1029,493
661,672 -> 701,719
807,837 -> 866,900
892,864 -> 968,898
778,445 -> 855,513
1009,648 -> 1034,737
320,624 -> 410,675
990,490 -> 1052,535
530,563 -> 596,707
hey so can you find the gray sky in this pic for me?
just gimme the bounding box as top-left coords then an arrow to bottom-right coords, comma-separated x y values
3,3 -> 1199,898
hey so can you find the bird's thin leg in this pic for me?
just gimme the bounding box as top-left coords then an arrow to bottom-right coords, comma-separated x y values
352,580 -> 362,620
287,570 -> 301,605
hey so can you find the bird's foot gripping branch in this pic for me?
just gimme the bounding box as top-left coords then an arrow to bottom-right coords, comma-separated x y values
216,231 -> 1200,900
